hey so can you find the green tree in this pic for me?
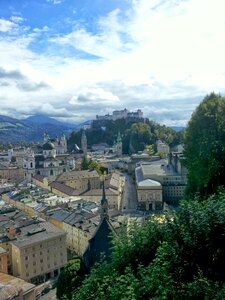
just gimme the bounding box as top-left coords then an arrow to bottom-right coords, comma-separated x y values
88,160 -> 102,175
69,192 -> 225,299
56,257 -> 86,300
184,93 -> 225,198
81,155 -> 89,170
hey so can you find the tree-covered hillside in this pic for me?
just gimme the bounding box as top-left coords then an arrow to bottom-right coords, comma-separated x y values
68,118 -> 183,153
57,191 -> 225,300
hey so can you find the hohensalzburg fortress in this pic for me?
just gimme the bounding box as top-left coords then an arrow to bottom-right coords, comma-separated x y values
96,108 -> 143,121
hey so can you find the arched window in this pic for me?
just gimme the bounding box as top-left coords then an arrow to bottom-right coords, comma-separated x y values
50,170 -> 54,176
30,162 -> 33,168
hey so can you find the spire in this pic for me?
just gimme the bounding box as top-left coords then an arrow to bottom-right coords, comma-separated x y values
101,180 -> 108,219
61,132 -> 66,140
81,129 -> 87,155
44,131 -> 50,142
117,131 -> 122,143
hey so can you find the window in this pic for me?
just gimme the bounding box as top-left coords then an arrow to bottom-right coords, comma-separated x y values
25,256 -> 28,261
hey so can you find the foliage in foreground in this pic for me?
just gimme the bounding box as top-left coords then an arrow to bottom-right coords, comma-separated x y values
184,92 -> 225,198
67,192 -> 225,300
56,257 -> 86,300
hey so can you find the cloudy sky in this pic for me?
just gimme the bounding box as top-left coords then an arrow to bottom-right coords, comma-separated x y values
0,0 -> 225,126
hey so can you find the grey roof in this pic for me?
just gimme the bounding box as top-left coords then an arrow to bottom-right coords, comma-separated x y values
50,181 -> 82,196
63,210 -> 96,226
33,174 -> 45,182
138,162 -> 177,179
11,221 -> 65,248
35,154 -> 45,162
43,141 -> 55,150
137,179 -> 162,188
56,170 -> 99,182
82,188 -> 118,196
47,209 -> 71,222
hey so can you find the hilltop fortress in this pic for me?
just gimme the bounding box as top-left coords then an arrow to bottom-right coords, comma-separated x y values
96,108 -> 143,121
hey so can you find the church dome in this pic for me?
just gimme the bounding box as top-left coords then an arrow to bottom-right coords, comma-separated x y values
43,141 -> 55,150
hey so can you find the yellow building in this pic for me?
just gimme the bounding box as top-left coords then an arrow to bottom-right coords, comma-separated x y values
136,178 -> 163,210
0,167 -> 25,181
56,170 -> 100,191
135,160 -> 187,204
10,221 -> 67,284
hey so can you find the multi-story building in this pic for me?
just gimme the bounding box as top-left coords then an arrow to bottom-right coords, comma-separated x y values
10,221 -> 67,284
135,177 -> 163,210
56,170 -> 100,191
9,133 -> 75,180
0,166 -> 25,181
135,156 -> 187,204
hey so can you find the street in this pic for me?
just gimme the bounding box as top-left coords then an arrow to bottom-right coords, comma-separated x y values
121,173 -> 138,212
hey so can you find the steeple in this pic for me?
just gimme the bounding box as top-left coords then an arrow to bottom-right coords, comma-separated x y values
116,131 -> 122,157
117,131 -> 122,143
101,180 -> 108,219
44,132 -> 50,142
81,129 -> 87,155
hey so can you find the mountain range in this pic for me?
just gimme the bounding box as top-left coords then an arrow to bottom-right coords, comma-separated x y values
0,114 -> 184,144
0,114 -> 89,143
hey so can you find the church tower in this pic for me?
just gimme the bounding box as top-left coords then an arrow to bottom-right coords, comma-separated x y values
100,180 -> 108,220
116,132 -> 122,157
81,130 -> 87,155
60,132 -> 67,154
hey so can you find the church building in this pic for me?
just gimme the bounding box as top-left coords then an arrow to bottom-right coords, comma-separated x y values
23,133 -> 75,178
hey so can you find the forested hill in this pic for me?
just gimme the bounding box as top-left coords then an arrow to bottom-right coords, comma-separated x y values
68,118 -> 183,153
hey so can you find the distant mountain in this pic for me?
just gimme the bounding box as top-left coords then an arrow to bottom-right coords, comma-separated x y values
0,114 -> 77,143
23,114 -> 78,129
76,120 -> 93,129
169,126 -> 185,132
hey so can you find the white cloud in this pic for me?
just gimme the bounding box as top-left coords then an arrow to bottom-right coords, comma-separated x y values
0,19 -> 16,32
46,0 -> 62,4
1,0 -> 225,125
10,16 -> 25,23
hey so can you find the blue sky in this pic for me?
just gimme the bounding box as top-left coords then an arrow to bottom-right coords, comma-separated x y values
0,0 -> 225,125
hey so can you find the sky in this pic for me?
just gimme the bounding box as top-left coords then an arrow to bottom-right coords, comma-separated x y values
0,0 -> 225,126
